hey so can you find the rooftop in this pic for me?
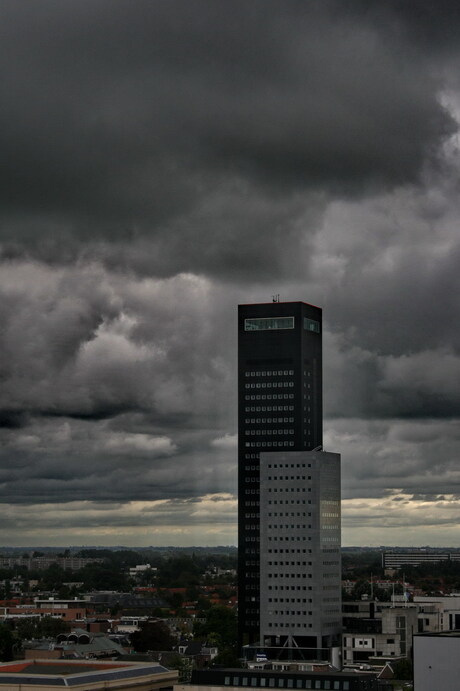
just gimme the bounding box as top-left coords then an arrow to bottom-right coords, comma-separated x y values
0,659 -> 176,688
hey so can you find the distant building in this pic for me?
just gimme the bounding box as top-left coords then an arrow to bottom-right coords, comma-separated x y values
89,592 -> 167,612
129,564 -> 157,579
0,556 -> 103,570
382,549 -> 460,573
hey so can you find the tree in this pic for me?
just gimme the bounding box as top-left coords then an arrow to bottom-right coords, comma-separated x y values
39,563 -> 66,590
194,606 -> 237,648
212,647 -> 242,667
14,616 -> 69,643
163,653 -> 193,682
392,657 -> 413,680
130,621 -> 175,652
0,623 -> 14,661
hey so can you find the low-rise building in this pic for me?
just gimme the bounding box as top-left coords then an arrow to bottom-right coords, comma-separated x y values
178,667 -> 391,691
342,604 -> 417,664
23,629 -> 128,659
0,658 -> 177,691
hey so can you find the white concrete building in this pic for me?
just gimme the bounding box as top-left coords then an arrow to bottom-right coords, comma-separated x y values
413,631 -> 460,691
259,450 -> 341,657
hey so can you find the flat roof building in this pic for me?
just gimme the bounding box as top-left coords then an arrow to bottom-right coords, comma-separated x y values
0,659 -> 177,691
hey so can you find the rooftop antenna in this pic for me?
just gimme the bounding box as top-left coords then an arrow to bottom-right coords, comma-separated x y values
272,294 -> 280,303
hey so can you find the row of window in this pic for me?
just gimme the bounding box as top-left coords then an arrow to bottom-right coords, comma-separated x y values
245,429 -> 295,435
243,316 -> 320,333
268,475 -> 310,481
267,536 -> 312,542
245,369 -> 294,376
245,405 -> 295,412
267,573 -> 313,579
223,676 -> 350,690
267,622 -> 312,628
267,561 -> 312,566
268,487 -> 310,493
268,549 -> 312,554
245,394 -> 295,401
268,525 -> 311,530
268,610 -> 313,616
246,442 -> 295,448
245,417 -> 295,423
268,499 -> 312,504
268,597 -> 312,603
268,512 -> 311,517
244,316 -> 295,331
268,463 -> 312,468
268,585 -> 312,591
245,381 -> 294,389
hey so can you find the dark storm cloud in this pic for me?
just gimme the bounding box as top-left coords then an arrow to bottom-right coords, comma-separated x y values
0,0 -> 456,280
0,1 -> 460,546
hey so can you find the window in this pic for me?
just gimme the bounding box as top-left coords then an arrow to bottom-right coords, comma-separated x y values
304,317 -> 320,333
245,317 -> 295,331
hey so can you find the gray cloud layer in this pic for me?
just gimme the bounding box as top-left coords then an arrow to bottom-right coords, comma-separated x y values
0,1 -> 459,546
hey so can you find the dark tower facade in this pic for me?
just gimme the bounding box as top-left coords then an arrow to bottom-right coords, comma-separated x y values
238,301 -> 323,647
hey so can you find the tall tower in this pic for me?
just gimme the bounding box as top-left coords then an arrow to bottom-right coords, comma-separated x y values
238,301 -> 341,657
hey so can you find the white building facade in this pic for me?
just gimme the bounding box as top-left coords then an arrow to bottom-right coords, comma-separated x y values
259,450 -> 341,658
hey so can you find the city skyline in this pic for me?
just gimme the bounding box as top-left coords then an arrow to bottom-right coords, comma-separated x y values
0,1 -> 459,548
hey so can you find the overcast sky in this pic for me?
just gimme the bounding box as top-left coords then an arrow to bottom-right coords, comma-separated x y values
1,0 -> 459,548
